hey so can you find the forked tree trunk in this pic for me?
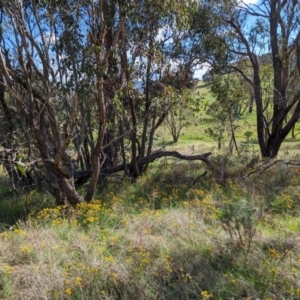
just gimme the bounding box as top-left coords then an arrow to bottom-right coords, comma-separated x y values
226,2 -> 300,160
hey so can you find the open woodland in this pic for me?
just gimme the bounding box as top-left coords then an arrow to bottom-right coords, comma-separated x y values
1,0 -> 300,299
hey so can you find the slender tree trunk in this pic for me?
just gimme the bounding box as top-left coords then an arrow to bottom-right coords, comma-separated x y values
141,39 -> 154,158
292,124 -> 296,139
85,78 -> 106,202
128,93 -> 140,177
228,113 -> 238,154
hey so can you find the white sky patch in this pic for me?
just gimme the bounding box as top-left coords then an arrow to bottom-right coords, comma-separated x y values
155,27 -> 165,42
194,63 -> 210,80
155,25 -> 173,43
43,32 -> 58,45
237,0 -> 258,6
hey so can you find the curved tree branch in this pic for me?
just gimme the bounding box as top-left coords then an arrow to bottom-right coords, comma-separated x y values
74,150 -> 214,186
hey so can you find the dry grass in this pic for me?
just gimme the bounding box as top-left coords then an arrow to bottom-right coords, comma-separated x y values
2,158 -> 300,299
1,165 -> 300,299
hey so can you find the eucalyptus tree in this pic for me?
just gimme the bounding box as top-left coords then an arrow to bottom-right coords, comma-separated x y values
103,0 -> 201,176
199,0 -> 300,158
0,1 -> 83,204
0,0 -> 215,206
158,69 -> 200,144
205,73 -> 250,153
0,0 -> 126,204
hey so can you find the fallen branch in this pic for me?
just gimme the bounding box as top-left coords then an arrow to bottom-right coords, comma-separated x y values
74,150 -> 213,186
243,159 -> 300,179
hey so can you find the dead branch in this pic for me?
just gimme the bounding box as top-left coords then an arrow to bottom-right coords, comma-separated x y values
243,159 -> 300,179
74,150 -> 213,186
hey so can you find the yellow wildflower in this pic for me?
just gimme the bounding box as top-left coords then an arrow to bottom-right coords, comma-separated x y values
3,265 -> 14,274
201,290 -> 213,299
65,288 -> 72,295
268,248 -> 280,259
21,244 -> 33,254
74,276 -> 82,286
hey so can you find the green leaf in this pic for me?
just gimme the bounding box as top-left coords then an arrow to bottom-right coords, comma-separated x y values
16,161 -> 26,176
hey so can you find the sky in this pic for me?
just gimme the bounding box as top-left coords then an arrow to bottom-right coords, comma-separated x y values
243,0 -> 258,3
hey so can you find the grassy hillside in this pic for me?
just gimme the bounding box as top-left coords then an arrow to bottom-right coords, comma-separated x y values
155,81 -> 300,159
1,161 -> 300,299
1,82 -> 300,299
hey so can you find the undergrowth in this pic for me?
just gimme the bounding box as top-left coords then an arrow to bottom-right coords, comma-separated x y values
1,159 -> 300,299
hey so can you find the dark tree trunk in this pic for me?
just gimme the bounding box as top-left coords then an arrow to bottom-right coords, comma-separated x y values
226,1 -> 300,159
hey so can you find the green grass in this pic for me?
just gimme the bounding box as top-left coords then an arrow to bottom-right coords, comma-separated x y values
154,81 -> 300,160
1,161 -> 300,299
0,169 -> 55,228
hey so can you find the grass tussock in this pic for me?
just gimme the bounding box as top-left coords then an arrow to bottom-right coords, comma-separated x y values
1,160 -> 300,299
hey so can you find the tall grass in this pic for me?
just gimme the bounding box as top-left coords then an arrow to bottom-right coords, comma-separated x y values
1,159 -> 300,299
0,170 -> 54,228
